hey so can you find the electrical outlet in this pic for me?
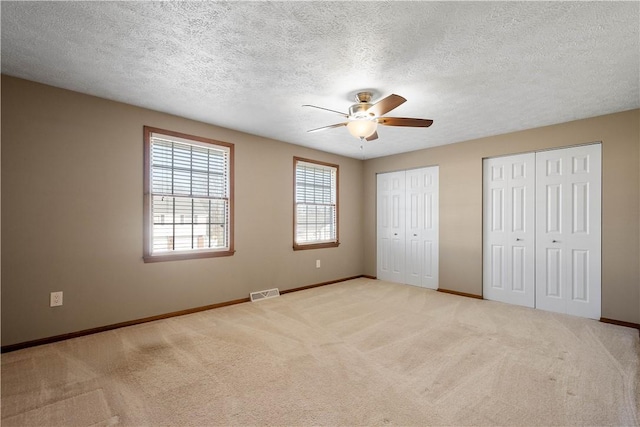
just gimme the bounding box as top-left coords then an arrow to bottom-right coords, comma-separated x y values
50,291 -> 63,307
316,259 -> 321,268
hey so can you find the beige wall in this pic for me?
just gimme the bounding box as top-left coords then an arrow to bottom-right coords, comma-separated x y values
2,74 -> 638,347
364,109 -> 640,324
1,76 -> 364,346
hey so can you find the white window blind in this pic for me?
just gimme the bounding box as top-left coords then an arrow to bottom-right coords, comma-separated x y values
149,132 -> 230,255
295,159 -> 338,246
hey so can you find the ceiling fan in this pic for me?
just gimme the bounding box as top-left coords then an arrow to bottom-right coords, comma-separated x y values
303,91 -> 433,141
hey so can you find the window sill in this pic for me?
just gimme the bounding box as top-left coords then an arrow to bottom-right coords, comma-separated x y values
143,249 -> 235,263
293,242 -> 340,251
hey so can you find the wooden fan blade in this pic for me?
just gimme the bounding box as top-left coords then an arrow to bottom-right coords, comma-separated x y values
367,94 -> 406,117
378,117 -> 434,127
365,131 -> 379,141
302,104 -> 348,117
307,122 -> 348,133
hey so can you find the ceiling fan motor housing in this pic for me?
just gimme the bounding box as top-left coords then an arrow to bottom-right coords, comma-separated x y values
349,103 -> 375,119
350,92 -> 376,118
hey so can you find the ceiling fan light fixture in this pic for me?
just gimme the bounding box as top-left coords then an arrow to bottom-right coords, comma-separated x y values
347,118 -> 377,139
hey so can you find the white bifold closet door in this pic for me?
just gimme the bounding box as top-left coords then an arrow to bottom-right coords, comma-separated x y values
377,166 -> 439,289
483,144 -> 601,320
377,171 -> 406,285
535,144 -> 601,319
483,153 -> 536,308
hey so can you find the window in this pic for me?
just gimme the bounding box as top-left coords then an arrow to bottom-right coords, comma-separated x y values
294,157 -> 339,250
143,127 -> 234,262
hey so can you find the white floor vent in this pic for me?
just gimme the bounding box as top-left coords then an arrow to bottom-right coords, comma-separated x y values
250,288 -> 280,302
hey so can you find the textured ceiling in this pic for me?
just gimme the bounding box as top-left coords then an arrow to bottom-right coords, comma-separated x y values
2,1 -> 639,159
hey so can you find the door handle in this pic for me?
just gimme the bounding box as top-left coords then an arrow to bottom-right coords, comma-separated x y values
552,240 -> 560,243
516,238 -> 523,241
413,234 -> 417,237
394,233 -> 398,236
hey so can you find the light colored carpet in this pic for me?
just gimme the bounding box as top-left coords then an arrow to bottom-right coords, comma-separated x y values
2,278 -> 639,426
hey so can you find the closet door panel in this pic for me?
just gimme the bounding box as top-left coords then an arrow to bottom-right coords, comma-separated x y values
483,154 -> 535,307
406,166 -> 439,289
535,144 -> 601,319
566,146 -> 601,319
421,167 -> 439,289
405,175 -> 423,287
377,172 -> 405,283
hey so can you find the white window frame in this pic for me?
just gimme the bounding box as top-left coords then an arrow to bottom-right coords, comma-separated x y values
143,126 -> 234,262
293,157 -> 339,250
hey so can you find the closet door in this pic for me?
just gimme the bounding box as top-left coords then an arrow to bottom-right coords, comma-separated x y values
377,171 -> 406,283
405,167 -> 439,289
483,154 -> 535,307
535,144 -> 601,319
